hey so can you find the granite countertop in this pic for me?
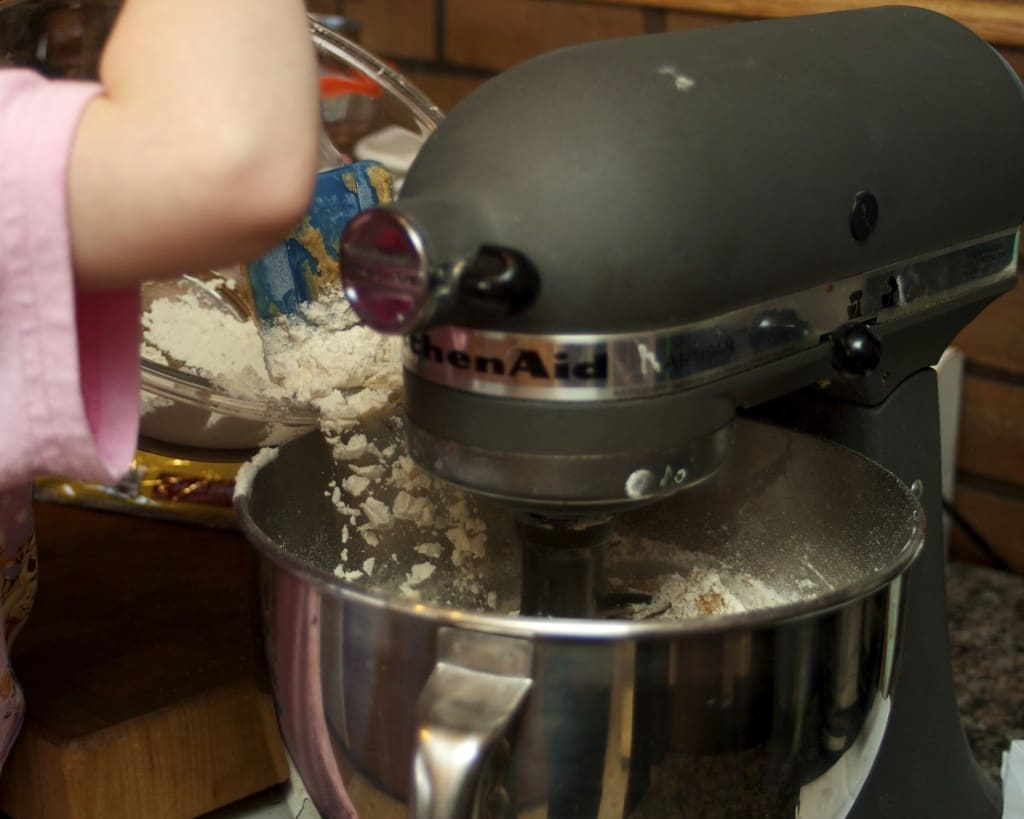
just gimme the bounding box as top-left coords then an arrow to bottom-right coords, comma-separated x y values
948,560 -> 1024,781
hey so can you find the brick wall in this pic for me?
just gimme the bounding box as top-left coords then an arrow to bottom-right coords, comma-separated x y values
321,1 -> 741,109
327,0 -> 1024,573
324,0 -> 1024,109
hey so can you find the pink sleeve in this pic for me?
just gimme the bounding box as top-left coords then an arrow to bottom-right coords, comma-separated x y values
0,69 -> 140,489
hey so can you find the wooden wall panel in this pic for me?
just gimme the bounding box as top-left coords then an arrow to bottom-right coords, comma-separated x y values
955,285 -> 1024,378
997,46 -> 1024,79
665,10 -> 742,29
443,0 -> 648,71
307,0 -> 344,14
957,375 -> 1024,487
340,0 -> 438,60
401,68 -> 490,114
589,0 -> 1024,47
952,483 -> 1024,573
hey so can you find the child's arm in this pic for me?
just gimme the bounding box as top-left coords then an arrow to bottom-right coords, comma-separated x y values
68,0 -> 321,292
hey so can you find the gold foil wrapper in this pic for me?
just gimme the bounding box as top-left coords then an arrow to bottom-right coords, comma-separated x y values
35,451 -> 242,528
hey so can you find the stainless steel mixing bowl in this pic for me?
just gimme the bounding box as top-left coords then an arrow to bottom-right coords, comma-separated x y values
236,418 -> 924,819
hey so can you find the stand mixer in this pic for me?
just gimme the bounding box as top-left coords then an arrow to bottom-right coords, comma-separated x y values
333,6 -> 1024,816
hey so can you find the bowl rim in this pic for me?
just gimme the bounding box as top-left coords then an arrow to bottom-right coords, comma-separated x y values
140,357 -> 320,425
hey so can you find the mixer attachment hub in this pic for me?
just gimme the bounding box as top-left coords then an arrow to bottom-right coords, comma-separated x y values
516,515 -> 663,619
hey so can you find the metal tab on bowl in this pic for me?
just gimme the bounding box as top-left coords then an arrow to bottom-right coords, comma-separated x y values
414,629 -> 533,819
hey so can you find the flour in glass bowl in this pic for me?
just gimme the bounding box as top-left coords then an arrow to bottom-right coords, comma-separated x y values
142,276 -> 401,406
141,276 -> 272,402
140,274 -> 403,452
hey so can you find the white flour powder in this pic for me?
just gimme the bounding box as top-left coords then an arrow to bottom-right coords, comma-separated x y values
233,447 -> 281,499
323,414 -> 495,605
607,536 -> 795,619
625,567 -> 789,619
142,277 -> 492,597
321,419 -> 795,619
143,282 -> 400,405
142,289 -> 271,401
260,292 -> 402,404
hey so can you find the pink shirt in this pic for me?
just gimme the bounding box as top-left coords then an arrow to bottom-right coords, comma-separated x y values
0,69 -> 141,765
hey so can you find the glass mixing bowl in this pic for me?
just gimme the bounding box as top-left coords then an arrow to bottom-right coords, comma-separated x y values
0,2 -> 443,460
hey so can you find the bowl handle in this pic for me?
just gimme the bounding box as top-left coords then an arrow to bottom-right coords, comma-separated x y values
412,628 -> 534,819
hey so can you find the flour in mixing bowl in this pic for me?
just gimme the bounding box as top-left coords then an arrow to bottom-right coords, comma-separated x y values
318,424 -> 796,619
607,535 -> 796,619
623,567 -> 790,619
322,415 -> 496,607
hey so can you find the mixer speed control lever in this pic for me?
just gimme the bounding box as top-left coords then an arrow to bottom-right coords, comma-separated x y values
341,207 -> 539,333
830,323 -> 882,376
457,246 -> 540,318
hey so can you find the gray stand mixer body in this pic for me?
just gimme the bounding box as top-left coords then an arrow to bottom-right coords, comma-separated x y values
342,6 -> 1024,515
757,370 -> 1002,817
329,6 -> 1024,816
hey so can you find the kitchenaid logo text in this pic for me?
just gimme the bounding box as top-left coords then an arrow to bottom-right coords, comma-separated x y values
407,333 -> 608,382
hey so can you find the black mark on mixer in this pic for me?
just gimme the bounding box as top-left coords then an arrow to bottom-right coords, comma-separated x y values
881,276 -> 901,309
660,465 -> 689,488
847,290 -> 864,319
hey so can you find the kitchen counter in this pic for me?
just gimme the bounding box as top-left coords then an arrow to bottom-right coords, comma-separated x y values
0,503 -> 287,819
948,560 -> 1024,782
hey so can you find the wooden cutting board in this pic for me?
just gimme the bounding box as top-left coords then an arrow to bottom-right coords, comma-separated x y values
0,503 -> 288,819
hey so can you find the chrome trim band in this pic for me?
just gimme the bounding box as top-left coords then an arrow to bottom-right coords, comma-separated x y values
402,230 -> 1018,401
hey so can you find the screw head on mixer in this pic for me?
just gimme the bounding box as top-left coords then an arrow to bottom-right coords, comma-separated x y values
849,191 -> 880,242
831,323 -> 882,375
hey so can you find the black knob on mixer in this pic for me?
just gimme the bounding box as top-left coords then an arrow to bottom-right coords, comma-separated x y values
458,246 -> 540,317
341,208 -> 540,333
831,323 -> 882,375
849,191 -> 879,242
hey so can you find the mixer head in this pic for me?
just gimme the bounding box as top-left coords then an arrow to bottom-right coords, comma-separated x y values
339,7 -> 1024,614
